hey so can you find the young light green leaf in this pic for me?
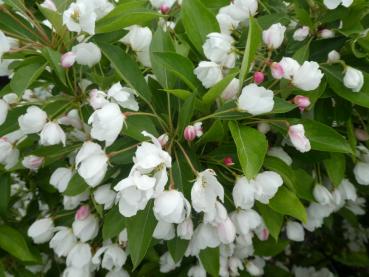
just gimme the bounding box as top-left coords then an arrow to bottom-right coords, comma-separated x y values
229,121 -> 268,179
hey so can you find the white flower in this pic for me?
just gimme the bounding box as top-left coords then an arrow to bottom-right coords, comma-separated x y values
40,122 -> 66,146
194,61 -> 223,88
92,244 -> 127,271
27,218 -> 54,244
0,137 -> 12,163
288,124 -> 311,153
107,82 -> 139,111
293,26 -> 309,41
204,201 -> 228,224
114,171 -> 155,217
253,171 -> 283,204
63,191 -> 89,210
58,109 -> 82,129
72,42 -> 101,67
106,269 -> 129,277
354,162 -> 369,185
267,147 -> 292,165
61,52 -> 76,68
22,155 -> 44,171
66,243 -> 92,269
203,33 -> 236,68
76,141 -> 108,187
238,84 -> 274,115
286,221 -> 305,241
93,184 -> 116,210
292,61 -> 323,91
63,266 -> 91,277
231,209 -> 262,235
160,252 -> 180,273
0,99 -> 9,125
327,50 -> 341,63
72,214 -> 99,242
121,25 -> 152,52
221,78 -> 240,100
262,23 -> 286,49
88,103 -> 125,146
150,0 -> 176,9
153,221 -> 175,240
177,217 -> 193,240
216,13 -> 239,35
188,263 -> 206,277
186,223 -> 220,256
63,2 -> 96,35
89,89 -> 109,110
217,217 -> 236,244
49,227 -> 77,257
279,57 -> 300,80
246,257 -> 266,276
343,66 -> 364,92
337,179 -> 357,201
18,106 -> 47,134
324,0 -> 353,10
50,167 -> 73,193
320,29 -> 335,39
232,177 -> 255,210
191,169 -> 224,214
154,190 -> 190,224
40,0 -> 57,11
219,0 -> 257,22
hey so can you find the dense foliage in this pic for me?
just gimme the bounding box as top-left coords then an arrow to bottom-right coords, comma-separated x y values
0,0 -> 369,276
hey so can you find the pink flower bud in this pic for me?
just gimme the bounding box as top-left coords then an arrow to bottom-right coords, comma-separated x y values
288,124 -> 311,153
22,155 -> 44,171
61,52 -> 76,68
75,205 -> 90,221
293,95 -> 311,112
224,156 -> 234,166
270,62 -> 284,79
160,4 -> 170,14
184,125 -> 196,142
355,129 -> 369,141
253,71 -> 265,84
258,228 -> 269,241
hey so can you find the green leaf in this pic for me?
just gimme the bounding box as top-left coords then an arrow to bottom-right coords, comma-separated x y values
10,58 -> 47,96
334,251 -> 369,267
229,122 -> 268,179
202,71 -> 238,104
152,52 -> 200,90
291,119 -> 352,154
124,116 -> 158,141
172,151 -> 194,198
293,169 -> 315,202
167,237 -> 189,263
63,174 -> 89,196
150,28 -> 176,89
41,47 -> 66,86
239,16 -> 262,89
3,0 -> 26,13
256,203 -> 284,241
96,1 -> 161,33
322,64 -> 369,108
199,247 -> 220,277
102,206 -> 125,241
177,95 -> 196,138
323,153 -> 346,187
254,237 -> 289,257
293,38 -> 311,63
197,120 -> 225,145
264,157 -> 296,191
0,225 -> 40,263
272,97 -> 297,114
269,186 -> 307,223
38,5 -> 64,34
97,42 -> 151,101
182,0 -> 220,54
127,201 -> 157,269
0,174 -> 11,215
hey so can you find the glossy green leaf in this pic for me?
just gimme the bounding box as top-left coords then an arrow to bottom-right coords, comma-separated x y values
182,0 -> 220,54
197,120 -> 224,145
98,42 -> 152,101
323,153 -> 346,187
0,174 -> 11,215
229,122 -> 268,179
256,203 -> 284,241
63,174 -> 89,196
254,237 -> 289,257
199,247 -> 220,277
264,157 -> 296,191
269,186 -> 307,223
102,206 -> 125,241
293,38 -> 311,63
167,237 -> 189,263
41,48 -> 67,86
177,95 -> 196,138
127,201 -> 157,269
0,225 -> 40,263
293,169 -> 315,202
202,71 -> 238,104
